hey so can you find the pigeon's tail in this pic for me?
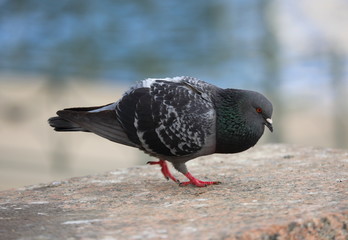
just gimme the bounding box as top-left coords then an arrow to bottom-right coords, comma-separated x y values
48,106 -> 137,148
48,116 -> 89,132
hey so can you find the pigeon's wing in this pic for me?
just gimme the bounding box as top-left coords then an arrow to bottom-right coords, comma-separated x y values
116,77 -> 217,157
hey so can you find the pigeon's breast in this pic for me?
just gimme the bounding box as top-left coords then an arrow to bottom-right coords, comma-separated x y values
215,131 -> 262,153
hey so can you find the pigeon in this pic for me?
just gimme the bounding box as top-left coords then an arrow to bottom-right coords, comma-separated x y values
48,76 -> 273,187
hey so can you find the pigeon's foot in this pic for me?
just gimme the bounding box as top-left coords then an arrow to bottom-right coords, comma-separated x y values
147,160 -> 179,183
179,172 -> 221,187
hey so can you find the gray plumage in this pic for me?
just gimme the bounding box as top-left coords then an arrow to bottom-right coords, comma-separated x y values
48,76 -> 273,187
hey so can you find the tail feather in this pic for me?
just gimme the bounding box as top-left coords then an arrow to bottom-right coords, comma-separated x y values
48,116 -> 89,132
61,102 -> 116,112
48,107 -> 137,148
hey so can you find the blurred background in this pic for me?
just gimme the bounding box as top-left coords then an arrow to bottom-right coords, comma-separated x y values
0,0 -> 347,190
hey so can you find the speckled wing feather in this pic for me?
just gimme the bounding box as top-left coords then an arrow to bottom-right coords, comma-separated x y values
116,77 -> 217,157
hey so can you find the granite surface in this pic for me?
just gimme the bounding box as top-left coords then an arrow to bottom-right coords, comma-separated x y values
0,144 -> 347,239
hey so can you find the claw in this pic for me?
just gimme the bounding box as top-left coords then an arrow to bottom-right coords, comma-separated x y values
147,160 -> 179,183
179,172 -> 221,187
147,161 -> 220,187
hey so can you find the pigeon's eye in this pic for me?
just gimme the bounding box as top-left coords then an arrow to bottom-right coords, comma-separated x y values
256,107 -> 263,113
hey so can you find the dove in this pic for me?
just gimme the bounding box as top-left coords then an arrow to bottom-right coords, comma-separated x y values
48,76 -> 273,187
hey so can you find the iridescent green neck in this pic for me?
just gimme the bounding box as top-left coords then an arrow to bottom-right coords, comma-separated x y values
216,91 -> 246,136
214,90 -> 256,153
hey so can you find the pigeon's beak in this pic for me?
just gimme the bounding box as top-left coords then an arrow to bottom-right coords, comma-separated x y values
265,118 -> 273,132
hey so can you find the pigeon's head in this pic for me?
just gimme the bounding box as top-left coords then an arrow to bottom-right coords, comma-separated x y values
242,91 -> 273,133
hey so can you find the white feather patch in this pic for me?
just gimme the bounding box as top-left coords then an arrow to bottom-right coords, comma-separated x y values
89,102 -> 117,113
142,76 -> 185,87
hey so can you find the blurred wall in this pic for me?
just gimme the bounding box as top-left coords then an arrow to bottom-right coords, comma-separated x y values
0,0 -> 347,190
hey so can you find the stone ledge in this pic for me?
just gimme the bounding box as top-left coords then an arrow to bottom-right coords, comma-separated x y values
0,144 -> 347,240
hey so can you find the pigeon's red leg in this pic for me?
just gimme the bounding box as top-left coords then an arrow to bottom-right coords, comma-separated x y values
147,160 -> 179,183
179,172 -> 221,187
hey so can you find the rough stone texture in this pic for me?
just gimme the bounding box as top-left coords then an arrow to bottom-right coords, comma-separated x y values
0,144 -> 347,240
